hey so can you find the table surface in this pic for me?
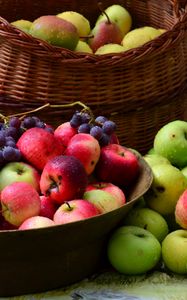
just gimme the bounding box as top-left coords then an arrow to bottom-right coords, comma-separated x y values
2,270 -> 187,300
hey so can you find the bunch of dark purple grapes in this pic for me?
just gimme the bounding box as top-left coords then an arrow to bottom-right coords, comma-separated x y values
0,115 -> 53,167
70,110 -> 116,147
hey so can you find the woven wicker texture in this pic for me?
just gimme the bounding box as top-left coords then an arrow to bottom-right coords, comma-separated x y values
0,0 -> 187,153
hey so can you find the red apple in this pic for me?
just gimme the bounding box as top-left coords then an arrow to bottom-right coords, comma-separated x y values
175,189 -> 187,229
19,216 -> 55,230
17,127 -> 65,171
53,199 -> 100,225
40,155 -> 88,204
1,182 -> 41,226
54,122 -> 77,147
65,133 -> 100,175
96,144 -> 140,188
39,195 -> 57,219
86,182 -> 126,207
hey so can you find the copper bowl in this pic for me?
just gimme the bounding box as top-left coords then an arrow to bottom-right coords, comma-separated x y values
0,156 -> 152,296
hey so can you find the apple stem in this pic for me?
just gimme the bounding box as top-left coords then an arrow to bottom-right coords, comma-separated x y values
65,201 -> 73,211
97,2 -> 111,24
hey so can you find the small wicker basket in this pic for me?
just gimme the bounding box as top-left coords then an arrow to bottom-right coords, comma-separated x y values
0,0 -> 187,153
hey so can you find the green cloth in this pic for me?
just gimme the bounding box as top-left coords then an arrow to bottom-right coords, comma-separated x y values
4,271 -> 187,300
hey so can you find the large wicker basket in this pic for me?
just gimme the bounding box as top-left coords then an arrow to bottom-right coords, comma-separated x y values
0,0 -> 187,153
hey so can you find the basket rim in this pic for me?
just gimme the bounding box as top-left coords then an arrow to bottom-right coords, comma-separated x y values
0,2 -> 187,65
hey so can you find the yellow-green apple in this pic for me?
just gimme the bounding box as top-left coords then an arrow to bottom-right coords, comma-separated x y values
30,15 -> 79,50
162,229 -> 187,274
107,225 -> 161,275
17,127 -> 65,171
175,189 -> 187,229
54,121 -> 77,148
86,182 -> 126,207
0,161 -> 40,192
57,11 -> 91,37
11,19 -> 32,33
95,144 -> 140,188
65,133 -> 100,175
95,43 -> 125,55
123,207 -> 169,242
153,120 -> 187,168
95,4 -> 132,37
144,164 -> 187,215
83,189 -> 121,213
143,153 -> 170,168
122,26 -> 162,51
19,216 -> 55,230
74,40 -> 93,53
40,155 -> 88,204
53,199 -> 100,225
39,195 -> 57,220
1,182 -> 41,227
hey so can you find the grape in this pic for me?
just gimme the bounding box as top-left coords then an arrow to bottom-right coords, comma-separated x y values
32,116 -> 41,123
22,116 -> 36,129
5,126 -> 18,140
70,113 -> 82,128
5,139 -> 16,148
9,117 -> 21,129
3,146 -> 19,161
102,120 -> 116,135
80,112 -> 91,124
90,126 -> 103,140
35,121 -> 45,129
99,133 -> 110,147
0,132 -> 6,147
78,123 -> 91,134
95,116 -> 108,125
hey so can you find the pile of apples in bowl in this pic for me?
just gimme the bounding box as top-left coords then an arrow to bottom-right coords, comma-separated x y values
0,102 -> 152,296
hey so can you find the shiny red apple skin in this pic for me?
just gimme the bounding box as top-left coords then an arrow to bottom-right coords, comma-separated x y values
54,122 -> 77,147
39,195 -> 57,219
40,155 -> 88,204
1,182 -> 41,227
17,127 -> 65,171
86,182 -> 126,207
175,189 -> 187,229
53,199 -> 100,225
96,144 -> 140,188
65,133 -> 100,175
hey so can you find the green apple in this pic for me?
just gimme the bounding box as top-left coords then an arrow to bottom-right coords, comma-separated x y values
74,40 -> 93,53
96,4 -> 132,37
0,161 -> 40,192
122,26 -> 162,51
11,19 -> 32,33
83,189 -> 120,213
143,153 -> 170,168
95,43 -> 125,55
57,11 -> 90,37
107,225 -> 161,275
181,165 -> 187,179
147,148 -> 156,155
123,207 -> 169,242
144,164 -> 187,215
162,229 -> 187,274
154,120 -> 187,168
